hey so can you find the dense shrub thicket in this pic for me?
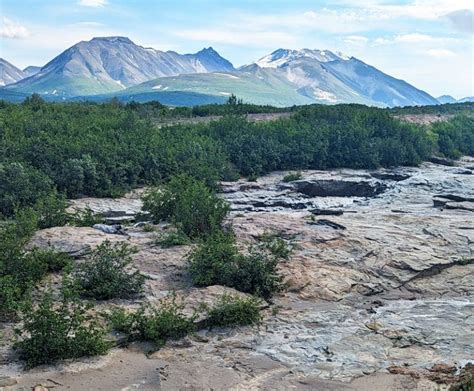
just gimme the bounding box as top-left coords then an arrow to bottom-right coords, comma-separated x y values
0,98 -> 472,216
390,102 -> 474,115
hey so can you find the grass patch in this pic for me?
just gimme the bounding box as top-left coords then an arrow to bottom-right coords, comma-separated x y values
109,295 -> 195,347
205,294 -> 262,328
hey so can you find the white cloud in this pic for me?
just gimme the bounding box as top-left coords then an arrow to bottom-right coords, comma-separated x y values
77,0 -> 108,7
175,29 -> 296,47
343,35 -> 369,45
0,17 -> 30,39
427,48 -> 456,57
395,33 -> 433,43
445,9 -> 474,34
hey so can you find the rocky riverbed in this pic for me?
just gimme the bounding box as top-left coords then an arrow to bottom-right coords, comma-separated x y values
1,158 -> 473,390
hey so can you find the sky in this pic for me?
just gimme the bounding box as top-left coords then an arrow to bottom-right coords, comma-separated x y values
1,0 -> 473,98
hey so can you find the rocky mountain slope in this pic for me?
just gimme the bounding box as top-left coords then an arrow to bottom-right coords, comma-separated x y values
1,40 -> 456,107
0,58 -> 26,86
22,65 -> 41,77
109,48 -> 439,107
5,37 -> 234,97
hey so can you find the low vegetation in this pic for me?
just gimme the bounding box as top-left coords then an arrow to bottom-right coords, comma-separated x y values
0,209 -> 72,320
205,294 -> 262,328
282,171 -> 302,182
14,289 -> 110,368
188,230 -> 284,299
109,296 -> 195,347
109,293 -> 263,347
143,174 -> 229,239
155,230 -> 191,248
74,241 -> 145,300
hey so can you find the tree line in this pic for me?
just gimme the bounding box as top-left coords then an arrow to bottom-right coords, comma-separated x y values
0,97 -> 472,217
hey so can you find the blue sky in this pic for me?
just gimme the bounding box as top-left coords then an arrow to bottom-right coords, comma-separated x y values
1,0 -> 473,98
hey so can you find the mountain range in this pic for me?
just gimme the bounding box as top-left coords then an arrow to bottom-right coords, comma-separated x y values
0,36 -> 470,107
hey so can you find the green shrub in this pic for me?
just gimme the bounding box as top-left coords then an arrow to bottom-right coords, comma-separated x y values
14,291 -> 110,368
143,174 -> 229,239
74,241 -> 145,300
188,230 -> 238,287
34,190 -> 69,229
188,230 -> 283,299
26,249 -> 73,273
155,231 -> 191,248
257,233 -> 292,260
0,162 -> 53,218
0,276 -> 25,321
69,207 -> 103,227
109,296 -> 195,346
282,171 -> 302,182
142,224 -> 156,232
206,294 -> 262,328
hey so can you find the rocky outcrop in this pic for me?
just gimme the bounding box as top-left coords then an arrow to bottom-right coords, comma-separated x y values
7,157 -> 474,389
67,190 -> 144,224
292,179 -> 387,197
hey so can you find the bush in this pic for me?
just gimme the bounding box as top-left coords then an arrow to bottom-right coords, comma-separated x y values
257,233 -> 292,260
74,241 -> 145,300
14,290 -> 110,368
155,231 -> 191,248
143,174 -> 229,239
26,248 -> 72,273
0,162 -> 53,218
34,190 -> 69,229
206,294 -> 262,328
282,171 -> 302,182
69,207 -> 103,227
188,230 -> 238,286
188,230 -> 284,299
0,276 -> 24,321
109,296 -> 195,346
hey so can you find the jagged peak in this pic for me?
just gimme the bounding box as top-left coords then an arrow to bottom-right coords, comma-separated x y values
256,48 -> 350,68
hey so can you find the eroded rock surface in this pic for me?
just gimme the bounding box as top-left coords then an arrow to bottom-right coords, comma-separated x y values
4,157 -> 473,390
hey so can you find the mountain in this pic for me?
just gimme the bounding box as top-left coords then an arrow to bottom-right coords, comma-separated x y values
105,48 -> 437,107
437,95 -> 457,104
458,96 -> 474,103
23,66 -> 41,77
2,43 -> 441,107
6,37 -> 234,97
254,49 -> 438,107
0,58 -> 25,86
105,64 -> 315,106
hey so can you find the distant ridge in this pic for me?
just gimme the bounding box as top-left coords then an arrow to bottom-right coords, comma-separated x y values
6,37 -> 234,97
1,39 -> 444,107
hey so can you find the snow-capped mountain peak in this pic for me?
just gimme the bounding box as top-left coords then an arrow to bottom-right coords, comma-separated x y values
255,48 -> 349,68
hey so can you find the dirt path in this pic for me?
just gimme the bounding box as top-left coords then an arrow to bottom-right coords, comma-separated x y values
153,112 -> 293,127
